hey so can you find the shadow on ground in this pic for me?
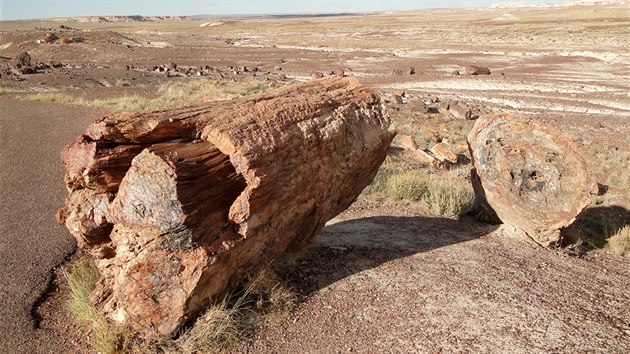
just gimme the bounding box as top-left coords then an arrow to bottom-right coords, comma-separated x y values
278,215 -> 498,297
563,205 -> 630,248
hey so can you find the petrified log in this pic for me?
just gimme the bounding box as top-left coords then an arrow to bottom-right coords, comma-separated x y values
467,113 -> 596,246
57,77 -> 395,337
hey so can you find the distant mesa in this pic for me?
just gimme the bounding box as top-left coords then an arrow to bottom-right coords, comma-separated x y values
46,15 -> 192,23
490,0 -> 628,8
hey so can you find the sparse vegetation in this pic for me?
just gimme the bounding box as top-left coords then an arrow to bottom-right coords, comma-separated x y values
605,226 -> 630,256
63,259 -> 295,354
245,266 -> 297,322
63,259 -> 136,354
64,259 -> 99,325
179,264 -> 296,353
607,171 -> 630,192
21,78 -> 269,113
0,86 -> 26,93
178,296 -> 250,354
366,168 -> 475,218
565,209 -> 630,256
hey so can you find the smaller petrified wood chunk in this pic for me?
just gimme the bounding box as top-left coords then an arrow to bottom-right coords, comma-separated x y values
61,135 -> 148,192
56,188 -> 114,248
467,114 -> 597,246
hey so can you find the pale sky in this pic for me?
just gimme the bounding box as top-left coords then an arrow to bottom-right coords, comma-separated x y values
0,0 -> 552,21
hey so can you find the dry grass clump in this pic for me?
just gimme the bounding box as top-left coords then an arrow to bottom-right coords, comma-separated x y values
178,296 -> 250,354
64,259 -> 295,353
0,85 -> 26,93
245,266 -> 297,322
564,209 -> 630,256
178,264 -> 296,353
63,259 -> 137,354
366,168 -> 474,218
606,172 -> 630,192
22,78 -> 269,113
605,226 -> 630,256
25,92 -> 155,112
64,259 -> 99,325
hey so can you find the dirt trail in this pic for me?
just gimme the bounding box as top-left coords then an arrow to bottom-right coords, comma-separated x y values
242,198 -> 630,353
0,98 -> 103,353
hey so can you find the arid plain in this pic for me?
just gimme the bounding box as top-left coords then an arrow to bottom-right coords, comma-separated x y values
1,4 -> 629,353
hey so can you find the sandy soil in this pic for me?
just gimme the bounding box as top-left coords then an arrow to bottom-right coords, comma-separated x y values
1,4 -> 629,353
241,198 -> 630,353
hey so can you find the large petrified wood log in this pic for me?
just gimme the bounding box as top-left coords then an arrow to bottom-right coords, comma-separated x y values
57,77 -> 395,337
467,113 -> 596,246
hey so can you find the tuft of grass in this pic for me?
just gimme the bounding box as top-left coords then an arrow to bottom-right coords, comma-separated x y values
607,172 -> 630,192
63,259 -> 136,354
64,259 -> 100,325
0,86 -> 26,93
221,80 -> 269,96
366,168 -> 474,218
63,259 -> 295,353
179,296 -> 250,354
385,170 -> 431,201
179,264 -> 295,353
90,323 -> 136,354
604,226 -> 630,256
246,266 -> 296,322
21,78 -> 269,113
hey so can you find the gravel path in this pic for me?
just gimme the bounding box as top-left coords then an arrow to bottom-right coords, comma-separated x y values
0,98 -> 99,353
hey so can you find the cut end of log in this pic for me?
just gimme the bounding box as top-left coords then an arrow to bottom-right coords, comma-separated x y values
467,113 -> 597,246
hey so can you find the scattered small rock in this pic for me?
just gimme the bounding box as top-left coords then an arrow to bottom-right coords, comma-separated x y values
393,90 -> 408,104
400,135 -> 419,151
331,69 -> 345,77
430,142 -> 458,165
43,32 -> 58,43
415,149 -> 437,165
96,79 -> 113,87
465,65 -> 491,76
9,51 -> 31,68
311,72 -> 324,79
426,106 -> 440,114
59,36 -> 84,44
446,100 -> 480,120
423,129 -> 440,142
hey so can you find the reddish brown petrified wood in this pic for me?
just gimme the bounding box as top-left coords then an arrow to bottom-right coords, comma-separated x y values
57,77 -> 395,337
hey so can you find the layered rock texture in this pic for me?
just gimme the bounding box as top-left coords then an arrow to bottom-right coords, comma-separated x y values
467,114 -> 596,246
56,77 -> 395,337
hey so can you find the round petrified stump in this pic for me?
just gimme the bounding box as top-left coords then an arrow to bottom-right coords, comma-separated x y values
468,114 -> 597,246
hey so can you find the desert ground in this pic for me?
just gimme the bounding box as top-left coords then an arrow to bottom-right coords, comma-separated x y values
1,3 -> 629,353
